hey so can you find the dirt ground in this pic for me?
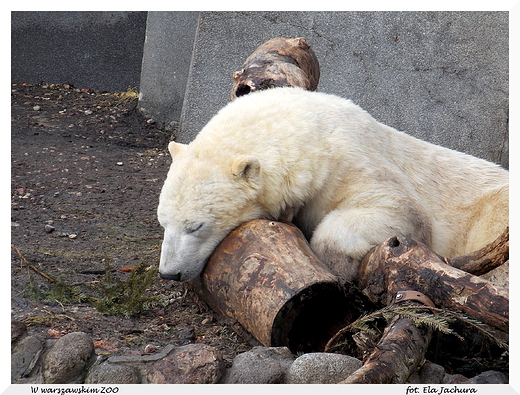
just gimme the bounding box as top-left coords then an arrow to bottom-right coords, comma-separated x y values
11,82 -> 252,365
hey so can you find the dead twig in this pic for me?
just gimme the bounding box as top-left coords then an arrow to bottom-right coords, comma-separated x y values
12,244 -> 57,283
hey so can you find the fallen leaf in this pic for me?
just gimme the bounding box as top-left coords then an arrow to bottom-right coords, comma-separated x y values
47,329 -> 62,338
93,340 -> 119,352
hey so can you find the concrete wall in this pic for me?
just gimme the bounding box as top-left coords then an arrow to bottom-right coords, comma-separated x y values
138,12 -> 199,132
11,11 -> 147,92
176,11 -> 508,168
11,11 -> 508,168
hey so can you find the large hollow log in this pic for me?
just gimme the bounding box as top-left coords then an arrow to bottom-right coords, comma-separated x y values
230,37 -> 320,100
189,220 -> 363,352
358,235 -> 509,333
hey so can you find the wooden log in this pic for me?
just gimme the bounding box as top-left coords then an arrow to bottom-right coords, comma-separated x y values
445,227 -> 509,276
358,235 -> 509,332
340,313 -> 432,384
230,37 -> 320,100
189,220 -> 361,352
329,233 -> 509,384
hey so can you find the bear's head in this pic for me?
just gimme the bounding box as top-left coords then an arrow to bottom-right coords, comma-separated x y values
157,141 -> 267,281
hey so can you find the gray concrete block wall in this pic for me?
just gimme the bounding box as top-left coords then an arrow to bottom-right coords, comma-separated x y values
11,11 -> 147,92
138,12 -> 199,132
11,11 -> 509,168
177,11 -> 508,168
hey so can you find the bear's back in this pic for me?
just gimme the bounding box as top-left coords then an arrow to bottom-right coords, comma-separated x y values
192,87 -> 377,159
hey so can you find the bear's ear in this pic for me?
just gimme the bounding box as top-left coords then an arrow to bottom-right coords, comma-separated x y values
168,141 -> 186,158
231,155 -> 261,181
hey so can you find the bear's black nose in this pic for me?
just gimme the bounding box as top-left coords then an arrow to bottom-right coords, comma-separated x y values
159,272 -> 182,281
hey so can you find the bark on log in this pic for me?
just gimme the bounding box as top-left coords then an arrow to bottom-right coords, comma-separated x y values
230,37 -> 320,100
358,235 -> 509,332
340,313 -> 432,384
337,233 -> 509,384
189,220 -> 360,352
445,227 -> 509,276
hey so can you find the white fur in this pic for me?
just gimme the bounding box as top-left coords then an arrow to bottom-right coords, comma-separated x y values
157,87 -> 508,283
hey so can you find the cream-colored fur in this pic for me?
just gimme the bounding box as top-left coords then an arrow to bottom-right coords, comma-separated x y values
157,87 -> 508,284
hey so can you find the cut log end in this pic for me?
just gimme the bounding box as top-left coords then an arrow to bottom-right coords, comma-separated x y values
230,37 -> 320,100
446,227 -> 509,276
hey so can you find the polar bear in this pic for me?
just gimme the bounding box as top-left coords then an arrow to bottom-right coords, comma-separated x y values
157,87 -> 508,283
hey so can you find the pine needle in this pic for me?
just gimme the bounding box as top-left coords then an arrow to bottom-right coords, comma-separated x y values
12,245 -> 161,318
326,302 -> 508,352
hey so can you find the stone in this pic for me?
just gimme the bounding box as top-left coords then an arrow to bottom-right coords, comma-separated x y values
465,370 -> 508,384
85,361 -> 142,384
11,320 -> 27,344
286,352 -> 362,384
407,371 -> 422,384
443,373 -> 468,384
108,344 -> 175,363
223,346 -> 295,384
178,327 -> 195,344
11,335 -> 45,382
42,332 -> 95,384
45,224 -> 55,233
147,343 -> 224,384
419,362 -> 446,384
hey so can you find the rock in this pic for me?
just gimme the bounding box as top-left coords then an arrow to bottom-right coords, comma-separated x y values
178,327 -> 195,344
42,332 -> 95,384
85,361 -> 142,384
108,344 -> 176,364
419,362 -> 446,384
443,373 -> 468,384
144,344 -> 158,354
147,343 -> 224,384
286,352 -> 362,384
223,346 -> 295,384
407,371 -> 422,384
11,320 -> 27,344
465,370 -> 508,384
12,335 -> 45,382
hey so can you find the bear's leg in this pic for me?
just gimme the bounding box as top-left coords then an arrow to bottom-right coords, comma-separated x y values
462,184 -> 509,289
460,184 -> 509,255
309,205 -> 430,284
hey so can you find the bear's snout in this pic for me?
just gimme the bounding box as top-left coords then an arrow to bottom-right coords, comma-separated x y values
159,272 -> 182,281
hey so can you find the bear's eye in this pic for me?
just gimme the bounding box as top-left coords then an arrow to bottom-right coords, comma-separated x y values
186,223 -> 204,234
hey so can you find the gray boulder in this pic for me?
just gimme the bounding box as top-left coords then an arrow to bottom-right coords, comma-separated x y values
85,361 -> 142,384
147,343 -> 224,384
286,352 -> 362,384
419,362 -> 446,384
42,332 -> 95,384
223,346 -> 295,384
466,370 -> 508,384
11,335 -> 45,382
